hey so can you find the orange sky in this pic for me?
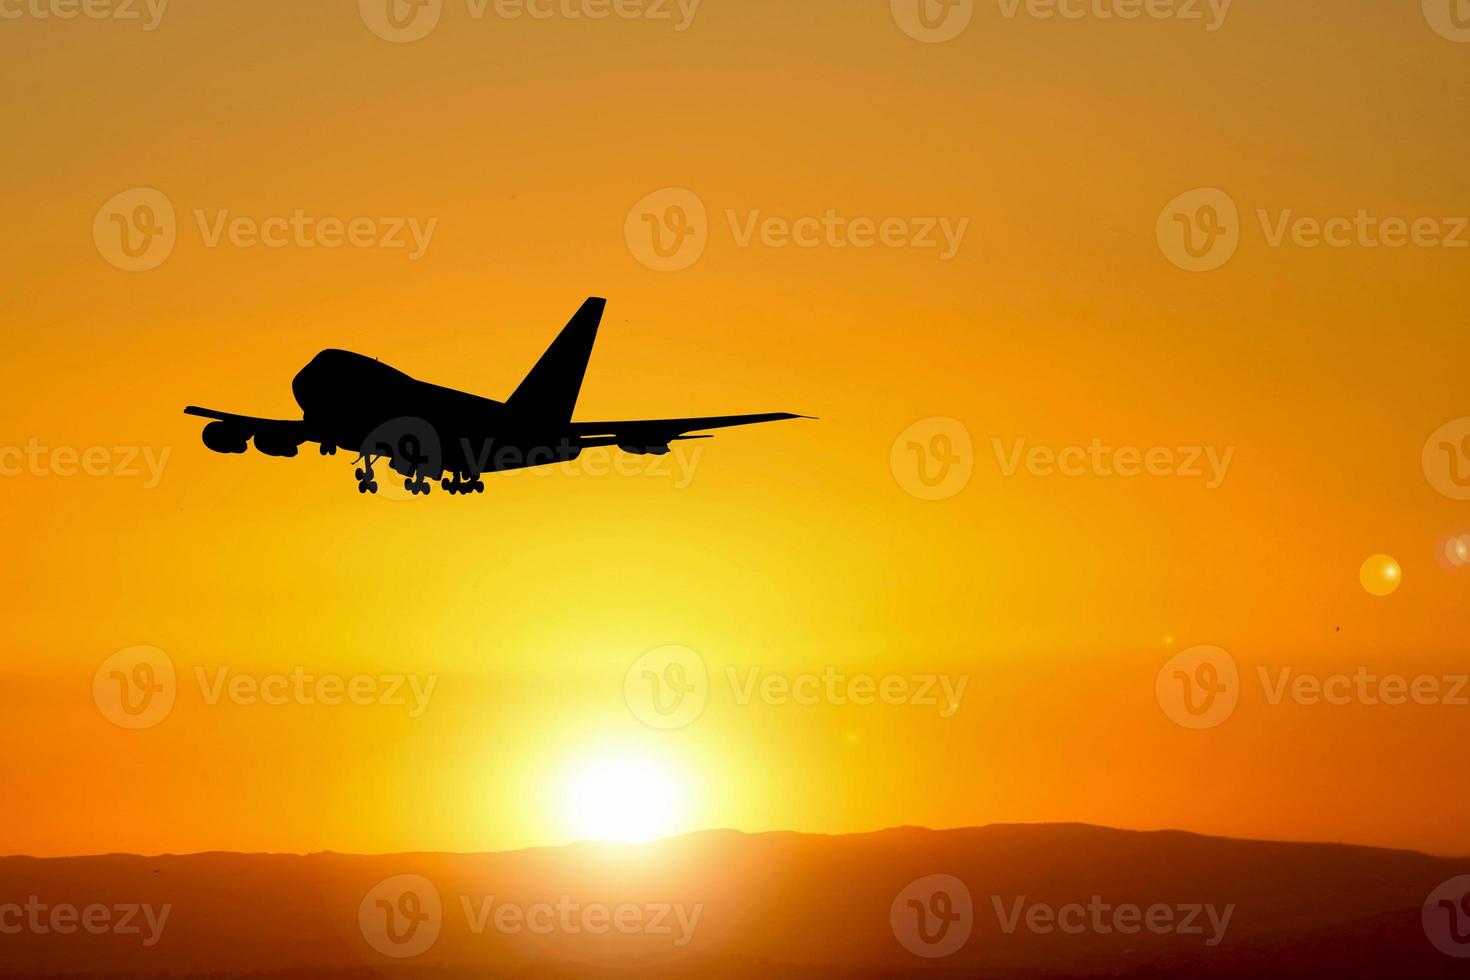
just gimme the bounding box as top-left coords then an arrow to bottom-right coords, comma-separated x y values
2,1 -> 1469,858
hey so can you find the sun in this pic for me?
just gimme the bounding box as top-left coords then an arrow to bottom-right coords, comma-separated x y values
555,752 -> 689,843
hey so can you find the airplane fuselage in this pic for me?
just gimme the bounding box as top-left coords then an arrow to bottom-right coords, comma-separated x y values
291,350 -> 582,478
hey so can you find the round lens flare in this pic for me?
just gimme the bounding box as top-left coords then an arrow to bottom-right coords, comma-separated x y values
556,753 -> 688,844
1359,554 -> 1402,597
1446,536 -> 1470,568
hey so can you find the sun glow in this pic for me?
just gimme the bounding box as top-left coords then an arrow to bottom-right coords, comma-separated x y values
556,752 -> 689,843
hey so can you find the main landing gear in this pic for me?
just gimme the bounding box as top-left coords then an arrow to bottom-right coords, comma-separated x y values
441,474 -> 485,495
353,454 -> 475,497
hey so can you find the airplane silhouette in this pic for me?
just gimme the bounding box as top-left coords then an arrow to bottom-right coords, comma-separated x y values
184,298 -> 808,495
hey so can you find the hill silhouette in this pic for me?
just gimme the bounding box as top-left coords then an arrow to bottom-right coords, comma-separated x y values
1,824 -> 1465,978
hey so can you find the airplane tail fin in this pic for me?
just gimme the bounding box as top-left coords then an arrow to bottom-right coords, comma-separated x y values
507,297 -> 605,424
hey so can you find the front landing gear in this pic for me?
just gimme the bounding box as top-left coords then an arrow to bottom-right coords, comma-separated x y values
404,476 -> 432,496
354,457 -> 379,494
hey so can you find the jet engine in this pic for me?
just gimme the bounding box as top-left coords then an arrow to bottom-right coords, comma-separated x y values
253,432 -> 303,458
201,421 -> 249,454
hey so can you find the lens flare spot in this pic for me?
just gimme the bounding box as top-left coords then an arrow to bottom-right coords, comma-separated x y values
1359,554 -> 1402,597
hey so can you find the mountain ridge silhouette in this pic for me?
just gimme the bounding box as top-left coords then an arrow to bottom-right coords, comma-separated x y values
9,822 -> 1463,862
2,823 -> 1465,978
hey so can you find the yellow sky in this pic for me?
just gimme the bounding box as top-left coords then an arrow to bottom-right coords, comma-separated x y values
2,1 -> 1469,857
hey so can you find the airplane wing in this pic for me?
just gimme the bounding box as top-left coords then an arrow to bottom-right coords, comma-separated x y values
567,413 -> 811,444
566,413 -> 812,453
184,405 -> 311,456
184,405 -> 304,426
